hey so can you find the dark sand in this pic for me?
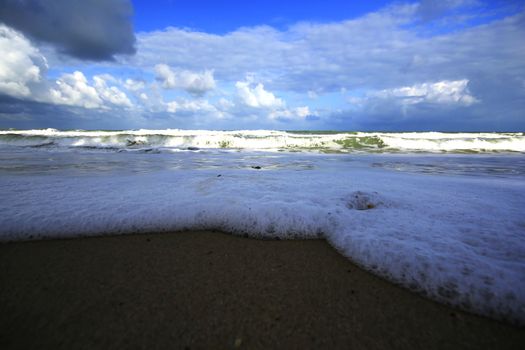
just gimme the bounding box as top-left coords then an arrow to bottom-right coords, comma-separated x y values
0,231 -> 523,349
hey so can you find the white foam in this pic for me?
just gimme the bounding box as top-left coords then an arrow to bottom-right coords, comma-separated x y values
0,150 -> 524,325
0,129 -> 523,152
377,132 -> 525,152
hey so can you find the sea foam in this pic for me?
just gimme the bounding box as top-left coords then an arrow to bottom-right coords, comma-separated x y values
1,129 -> 524,153
1,148 -> 524,325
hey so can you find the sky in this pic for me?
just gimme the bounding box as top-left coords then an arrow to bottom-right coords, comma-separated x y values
0,0 -> 524,131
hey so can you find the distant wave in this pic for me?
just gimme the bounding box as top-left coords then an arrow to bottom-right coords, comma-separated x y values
1,129 -> 524,153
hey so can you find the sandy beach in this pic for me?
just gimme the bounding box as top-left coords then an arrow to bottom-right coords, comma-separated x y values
0,231 -> 523,349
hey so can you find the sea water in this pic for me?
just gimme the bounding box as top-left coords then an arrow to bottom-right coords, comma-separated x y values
1,129 -> 524,324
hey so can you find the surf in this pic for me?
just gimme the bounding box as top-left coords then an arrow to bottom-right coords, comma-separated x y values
1,129 -> 524,153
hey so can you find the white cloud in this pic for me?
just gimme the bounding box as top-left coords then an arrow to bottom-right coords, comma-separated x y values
0,25 -> 134,111
235,80 -> 284,109
124,78 -> 145,91
307,91 -> 318,99
232,78 -> 314,121
217,97 -> 234,110
155,63 -> 216,95
49,71 -> 132,109
132,6 -> 525,103
133,6 -> 418,92
295,106 -> 312,118
373,79 -> 478,106
93,75 -> 132,108
166,98 -> 216,114
0,24 -> 46,98
49,71 -> 103,108
269,106 -> 314,120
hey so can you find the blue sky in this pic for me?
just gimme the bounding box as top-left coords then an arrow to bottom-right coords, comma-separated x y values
133,1 -> 392,33
0,0 -> 524,131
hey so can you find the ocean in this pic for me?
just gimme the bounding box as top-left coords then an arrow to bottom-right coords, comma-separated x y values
1,129 -> 524,324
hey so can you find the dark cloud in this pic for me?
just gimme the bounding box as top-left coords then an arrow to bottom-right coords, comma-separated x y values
0,0 -> 135,61
325,94 -> 525,132
0,94 -> 137,130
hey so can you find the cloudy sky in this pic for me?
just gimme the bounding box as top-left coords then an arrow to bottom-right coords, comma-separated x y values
0,0 -> 524,131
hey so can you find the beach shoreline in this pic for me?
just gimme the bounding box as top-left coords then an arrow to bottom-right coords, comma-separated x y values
1,231 -> 523,349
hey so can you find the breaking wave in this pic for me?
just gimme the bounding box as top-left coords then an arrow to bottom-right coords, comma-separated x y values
1,129 -> 524,153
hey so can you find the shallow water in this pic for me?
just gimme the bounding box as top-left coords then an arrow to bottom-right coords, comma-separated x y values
1,146 -> 524,178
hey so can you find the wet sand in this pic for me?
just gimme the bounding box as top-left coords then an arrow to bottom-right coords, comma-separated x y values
0,231 -> 523,349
